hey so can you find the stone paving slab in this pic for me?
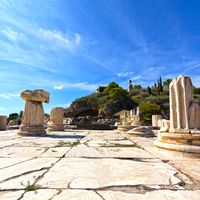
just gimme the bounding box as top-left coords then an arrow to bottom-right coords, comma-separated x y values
38,157 -> 181,189
0,169 -> 47,190
0,147 -> 46,158
0,130 -> 199,199
83,131 -> 124,141
0,191 -> 24,200
66,144 -> 156,158
41,147 -> 71,157
51,189 -> 102,200
125,134 -> 200,160
21,189 -> 58,200
0,158 -> 29,170
98,190 -> 200,200
0,158 -> 58,183
169,160 -> 200,181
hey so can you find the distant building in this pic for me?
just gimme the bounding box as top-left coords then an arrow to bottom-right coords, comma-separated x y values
128,80 -> 133,92
96,86 -> 106,93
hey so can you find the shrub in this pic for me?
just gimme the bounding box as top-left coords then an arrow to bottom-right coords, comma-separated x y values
139,102 -> 161,122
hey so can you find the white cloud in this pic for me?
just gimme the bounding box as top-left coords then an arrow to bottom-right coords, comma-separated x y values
54,85 -> 64,90
38,28 -> 81,51
117,71 -> 142,81
53,82 -> 97,91
117,71 -> 134,77
1,28 -> 23,41
0,93 -> 19,99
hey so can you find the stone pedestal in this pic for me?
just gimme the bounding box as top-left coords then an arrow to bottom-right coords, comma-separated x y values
155,76 -> 200,153
0,116 -> 7,130
18,89 -> 49,136
47,107 -> 64,131
152,115 -> 162,127
127,126 -> 154,136
131,116 -> 141,126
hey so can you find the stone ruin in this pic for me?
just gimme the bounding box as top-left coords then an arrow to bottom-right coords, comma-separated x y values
47,107 -> 64,131
17,89 -> 49,136
0,116 -> 7,130
152,115 -> 162,128
117,107 -> 142,132
155,76 -> 200,153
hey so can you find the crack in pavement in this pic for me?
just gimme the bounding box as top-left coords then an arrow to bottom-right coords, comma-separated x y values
0,157 -> 38,171
94,190 -> 106,200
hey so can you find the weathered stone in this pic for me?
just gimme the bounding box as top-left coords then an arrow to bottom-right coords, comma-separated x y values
0,147 -> 45,158
20,89 -> 49,103
21,189 -> 58,200
169,76 -> 200,132
0,158 -> 29,170
1,129 -> 199,198
52,189 -> 102,200
169,160 -> 200,182
0,116 -> 7,130
38,157 -> 181,189
99,190 -> 200,200
0,170 -> 47,190
0,191 -> 24,200
127,126 -> 154,136
0,158 -> 57,183
18,89 -> 49,136
131,115 -> 141,126
152,115 -> 162,127
155,76 -> 200,153
47,107 -> 64,131
158,119 -> 170,132
66,144 -> 156,158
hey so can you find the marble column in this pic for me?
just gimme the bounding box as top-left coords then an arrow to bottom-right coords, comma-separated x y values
155,76 -> 200,153
18,89 -> 49,136
47,107 -> 64,131
152,115 -> 162,128
0,116 -> 7,130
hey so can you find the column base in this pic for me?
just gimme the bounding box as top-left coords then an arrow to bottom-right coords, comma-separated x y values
155,131 -> 200,153
17,125 -> 46,136
47,124 -> 65,132
117,125 -> 134,132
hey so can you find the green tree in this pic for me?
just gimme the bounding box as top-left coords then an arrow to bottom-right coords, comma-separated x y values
133,84 -> 142,90
109,87 -> 128,100
139,102 -> 161,122
147,86 -> 152,95
163,79 -> 172,88
193,87 -> 200,95
19,111 -> 23,118
104,82 -> 119,93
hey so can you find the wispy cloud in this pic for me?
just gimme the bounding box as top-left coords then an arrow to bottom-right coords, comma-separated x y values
38,28 -> 81,51
117,71 -> 134,78
53,82 -> 97,91
0,93 -> 19,99
1,28 -> 23,41
54,85 -> 64,90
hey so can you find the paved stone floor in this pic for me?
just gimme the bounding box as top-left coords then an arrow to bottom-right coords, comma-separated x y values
0,129 -> 200,199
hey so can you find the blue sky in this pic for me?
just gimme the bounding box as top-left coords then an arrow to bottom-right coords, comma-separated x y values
0,0 -> 200,115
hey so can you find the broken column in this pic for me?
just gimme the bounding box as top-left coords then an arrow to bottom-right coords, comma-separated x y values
47,107 -> 64,131
155,76 -> 200,153
18,89 -> 49,136
152,115 -> 162,128
0,116 -> 7,130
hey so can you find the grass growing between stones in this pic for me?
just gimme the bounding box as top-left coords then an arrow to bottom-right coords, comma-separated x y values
99,142 -> 141,148
21,181 -> 38,191
55,140 -> 80,147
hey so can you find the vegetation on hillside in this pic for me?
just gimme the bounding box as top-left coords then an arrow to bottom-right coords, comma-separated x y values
65,77 -> 200,122
66,82 -> 137,117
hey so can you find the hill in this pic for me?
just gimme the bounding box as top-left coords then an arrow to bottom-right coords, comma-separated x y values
65,78 -> 200,123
